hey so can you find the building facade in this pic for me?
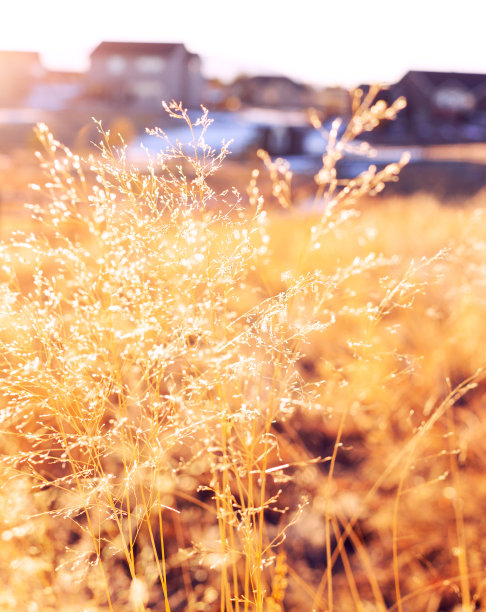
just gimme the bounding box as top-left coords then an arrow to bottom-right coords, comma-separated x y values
0,51 -> 44,107
86,41 -> 203,110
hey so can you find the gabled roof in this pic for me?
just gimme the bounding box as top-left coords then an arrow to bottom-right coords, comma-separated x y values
402,70 -> 486,91
90,41 -> 187,58
397,70 -> 486,105
234,74 -> 310,91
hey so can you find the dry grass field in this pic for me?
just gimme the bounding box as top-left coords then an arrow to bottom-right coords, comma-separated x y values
1,96 -> 486,611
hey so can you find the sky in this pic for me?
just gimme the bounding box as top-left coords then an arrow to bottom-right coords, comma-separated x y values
1,0 -> 486,87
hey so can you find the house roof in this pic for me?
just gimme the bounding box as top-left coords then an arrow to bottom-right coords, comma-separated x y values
90,41 -> 188,58
403,70 -> 486,89
397,70 -> 486,105
400,70 -> 486,97
234,74 -> 310,91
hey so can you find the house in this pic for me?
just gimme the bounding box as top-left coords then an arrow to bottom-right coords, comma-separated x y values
364,71 -> 486,144
0,50 -> 44,107
85,41 -> 203,110
26,70 -> 84,111
314,86 -> 351,119
239,108 -> 311,156
229,75 -> 313,110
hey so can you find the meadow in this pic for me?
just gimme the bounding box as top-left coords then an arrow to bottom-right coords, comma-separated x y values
1,94 -> 486,611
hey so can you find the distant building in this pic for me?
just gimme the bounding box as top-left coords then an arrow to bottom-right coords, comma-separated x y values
86,41 -> 203,109
239,108 -> 311,156
365,71 -> 486,144
230,75 -> 313,110
0,50 -> 44,107
314,86 -> 351,119
26,71 -> 84,111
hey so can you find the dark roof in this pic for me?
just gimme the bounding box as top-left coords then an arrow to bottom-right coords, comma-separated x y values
235,74 -> 310,91
402,70 -> 486,91
393,71 -> 486,106
90,41 -> 188,58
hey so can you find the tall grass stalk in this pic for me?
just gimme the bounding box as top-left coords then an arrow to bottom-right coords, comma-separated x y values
1,93 -> 484,610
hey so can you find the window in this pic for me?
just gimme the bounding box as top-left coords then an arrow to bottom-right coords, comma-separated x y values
434,86 -> 476,113
107,55 -> 126,75
135,56 -> 166,74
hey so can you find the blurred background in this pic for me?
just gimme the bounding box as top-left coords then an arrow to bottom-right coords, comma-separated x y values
1,0 -> 486,204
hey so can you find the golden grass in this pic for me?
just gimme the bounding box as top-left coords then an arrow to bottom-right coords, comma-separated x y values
1,95 -> 486,611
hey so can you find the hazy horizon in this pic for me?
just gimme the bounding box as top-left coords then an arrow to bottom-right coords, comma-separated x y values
1,0 -> 486,88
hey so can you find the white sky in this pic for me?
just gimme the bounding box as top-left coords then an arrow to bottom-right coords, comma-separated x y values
1,0 -> 485,87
